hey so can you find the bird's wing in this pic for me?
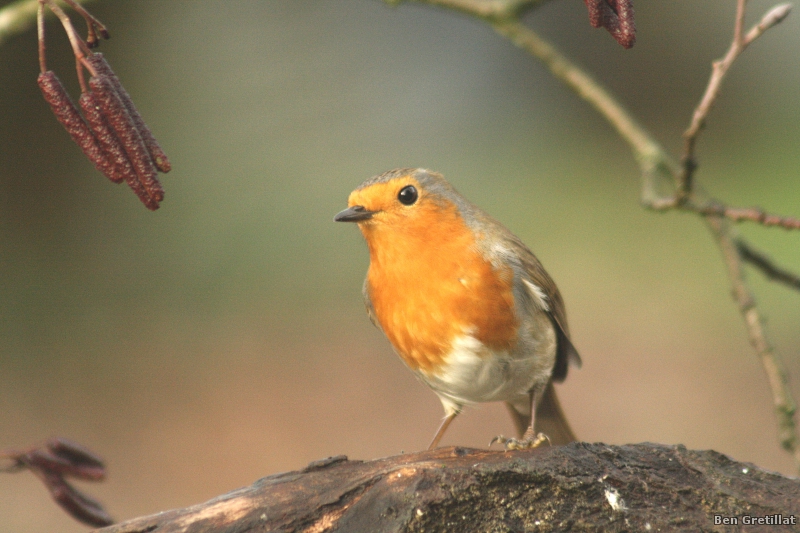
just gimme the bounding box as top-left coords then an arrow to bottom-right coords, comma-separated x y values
498,228 -> 582,382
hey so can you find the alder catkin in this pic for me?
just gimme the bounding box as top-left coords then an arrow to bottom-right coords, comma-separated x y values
26,448 -> 106,482
45,437 -> 107,480
37,71 -> 114,178
45,474 -> 114,527
86,53 -> 172,172
79,91 -> 134,184
46,438 -> 105,470
89,75 -> 163,209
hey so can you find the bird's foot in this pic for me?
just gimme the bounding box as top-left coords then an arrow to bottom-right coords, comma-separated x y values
489,432 -> 550,450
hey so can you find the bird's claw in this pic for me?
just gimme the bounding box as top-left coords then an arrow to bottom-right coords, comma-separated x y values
489,432 -> 550,450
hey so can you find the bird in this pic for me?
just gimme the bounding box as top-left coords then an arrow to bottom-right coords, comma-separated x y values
334,168 -> 581,450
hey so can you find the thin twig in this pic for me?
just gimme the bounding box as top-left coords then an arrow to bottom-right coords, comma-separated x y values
0,0 -> 96,49
36,0 -> 46,73
487,17 -> 680,208
678,1 -> 793,200
61,0 -> 108,46
44,1 -> 88,58
736,240 -> 800,292
691,202 -> 800,230
384,0 -> 546,20
648,189 -> 800,230
43,0 -> 93,91
707,217 -> 799,465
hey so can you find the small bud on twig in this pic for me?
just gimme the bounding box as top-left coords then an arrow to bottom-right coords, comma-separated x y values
744,2 -> 793,45
761,3 -> 792,30
61,0 -> 110,48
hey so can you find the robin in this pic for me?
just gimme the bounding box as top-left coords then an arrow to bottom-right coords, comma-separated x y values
334,168 -> 581,449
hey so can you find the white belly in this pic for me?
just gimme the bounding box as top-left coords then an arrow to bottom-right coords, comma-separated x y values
417,332 -> 555,417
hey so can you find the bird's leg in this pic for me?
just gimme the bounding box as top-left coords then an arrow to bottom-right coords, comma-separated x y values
490,389 -> 550,450
503,399 -> 531,438
427,412 -> 458,450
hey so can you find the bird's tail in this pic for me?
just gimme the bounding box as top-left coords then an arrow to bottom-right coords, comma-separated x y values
534,382 -> 577,446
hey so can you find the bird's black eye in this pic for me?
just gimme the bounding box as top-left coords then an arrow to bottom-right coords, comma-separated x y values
397,185 -> 418,206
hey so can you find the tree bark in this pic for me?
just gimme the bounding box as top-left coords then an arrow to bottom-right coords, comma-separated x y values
98,442 -> 800,533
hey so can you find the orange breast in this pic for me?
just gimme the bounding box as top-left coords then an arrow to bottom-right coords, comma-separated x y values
362,201 -> 519,373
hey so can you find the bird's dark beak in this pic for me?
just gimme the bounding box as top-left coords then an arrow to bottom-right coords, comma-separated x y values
334,205 -> 377,222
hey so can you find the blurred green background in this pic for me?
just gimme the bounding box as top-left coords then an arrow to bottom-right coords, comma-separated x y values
1,0 -> 799,530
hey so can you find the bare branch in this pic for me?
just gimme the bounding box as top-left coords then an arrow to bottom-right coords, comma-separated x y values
642,183 -> 800,233
490,20 -> 670,168
692,201 -> 800,230
679,2 -> 792,199
488,18 -> 681,210
706,217 -> 799,465
736,240 -> 800,292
